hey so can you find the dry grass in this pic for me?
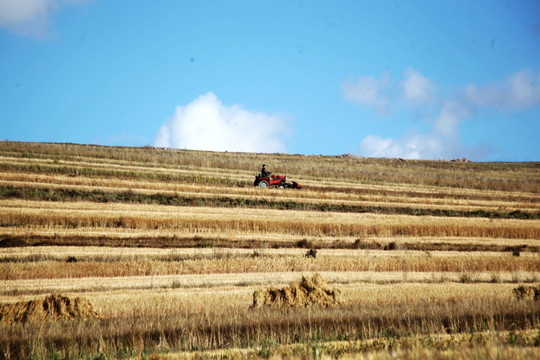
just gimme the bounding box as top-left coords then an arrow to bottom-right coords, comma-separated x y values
2,171 -> 538,212
2,245 -> 538,262
2,200 -> 539,241
5,179 -> 538,214
1,141 -> 539,359
1,250 -> 539,281
2,227 -> 539,252
3,281 -> 534,319
2,270 -> 540,298
2,141 -> 539,192
158,330 -> 540,360
2,280 -> 539,358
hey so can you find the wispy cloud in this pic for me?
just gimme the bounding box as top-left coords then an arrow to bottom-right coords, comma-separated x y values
463,70 -> 540,111
401,68 -> 435,104
0,0 -> 87,37
154,92 -> 291,153
344,69 -> 540,160
341,73 -> 390,114
433,101 -> 468,139
360,133 -> 445,160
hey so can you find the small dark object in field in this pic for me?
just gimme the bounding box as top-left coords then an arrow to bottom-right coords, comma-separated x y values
0,237 -> 29,248
305,249 -> 317,258
297,239 -> 313,248
512,249 -> 521,257
352,239 -> 366,249
513,285 -> 540,300
66,256 -> 78,263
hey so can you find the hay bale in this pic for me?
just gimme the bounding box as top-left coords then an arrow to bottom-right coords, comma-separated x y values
0,294 -> 100,325
250,274 -> 342,309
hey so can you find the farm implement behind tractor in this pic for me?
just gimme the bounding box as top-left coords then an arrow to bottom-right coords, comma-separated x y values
253,173 -> 301,189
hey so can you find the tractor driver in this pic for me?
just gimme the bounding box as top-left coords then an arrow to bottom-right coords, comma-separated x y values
261,164 -> 271,177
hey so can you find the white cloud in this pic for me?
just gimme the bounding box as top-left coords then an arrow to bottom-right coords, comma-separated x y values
360,133 -> 445,160
401,68 -> 435,103
433,101 -> 467,139
154,92 -> 291,153
464,70 -> 540,111
341,73 -> 390,114
0,0 -> 86,37
358,100 -> 461,160
348,69 -> 540,160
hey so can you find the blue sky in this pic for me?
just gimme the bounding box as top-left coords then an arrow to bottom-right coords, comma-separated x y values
1,1 -> 539,161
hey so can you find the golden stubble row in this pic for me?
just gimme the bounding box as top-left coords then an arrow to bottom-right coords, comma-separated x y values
1,170 -> 538,210
0,170 -> 540,208
1,179 -> 538,213
0,280 -> 528,319
1,200 -> 538,239
2,251 -> 538,280
0,155 -> 255,183
55,282 -> 525,320
3,245 -> 538,260
3,279 -> 538,357
3,270 -> 539,299
163,332 -> 540,360
3,143 -> 539,190
2,141 -> 539,193
2,226 -> 539,250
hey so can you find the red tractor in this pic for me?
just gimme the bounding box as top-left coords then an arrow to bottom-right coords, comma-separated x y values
253,173 -> 301,189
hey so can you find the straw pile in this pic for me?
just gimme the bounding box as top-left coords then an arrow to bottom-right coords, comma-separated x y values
0,294 -> 100,325
250,273 -> 342,309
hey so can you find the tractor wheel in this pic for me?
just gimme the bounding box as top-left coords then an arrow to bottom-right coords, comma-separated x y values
258,180 -> 269,188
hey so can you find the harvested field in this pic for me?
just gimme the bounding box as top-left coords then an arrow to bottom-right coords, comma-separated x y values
0,141 -> 539,359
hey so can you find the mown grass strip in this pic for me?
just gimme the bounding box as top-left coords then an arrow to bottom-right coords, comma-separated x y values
5,163 -> 539,205
1,185 -> 539,220
0,162 -> 245,187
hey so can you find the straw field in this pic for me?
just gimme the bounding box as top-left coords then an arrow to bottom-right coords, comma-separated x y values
0,141 -> 539,359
